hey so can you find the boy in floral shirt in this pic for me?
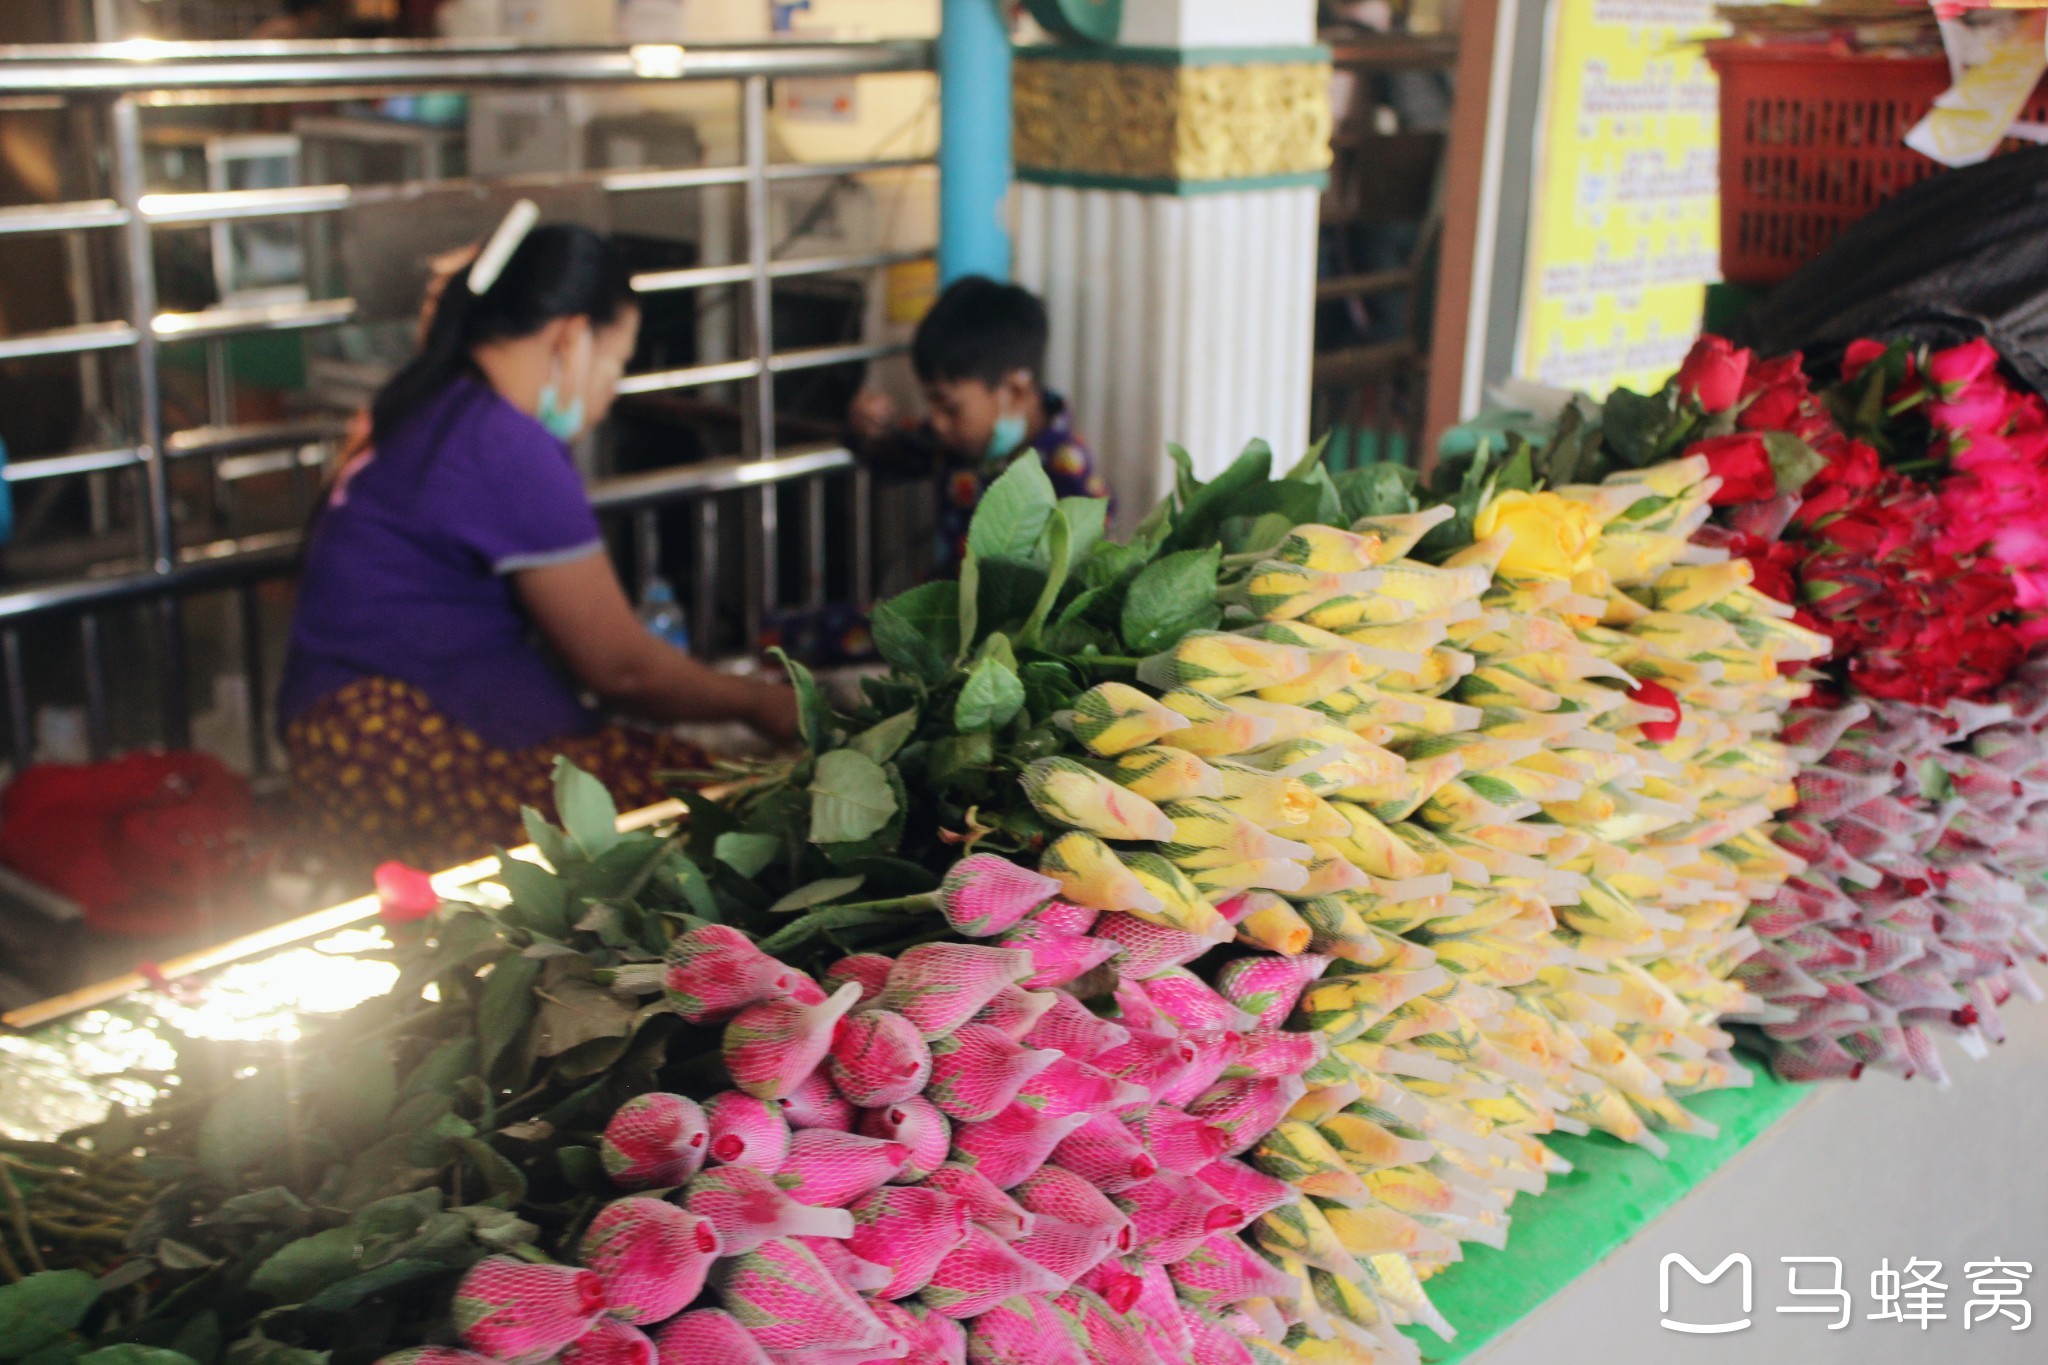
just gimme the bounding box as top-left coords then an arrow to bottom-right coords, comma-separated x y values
850,276 -> 1109,575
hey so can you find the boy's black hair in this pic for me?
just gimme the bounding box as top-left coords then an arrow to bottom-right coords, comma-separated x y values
911,275 -> 1049,388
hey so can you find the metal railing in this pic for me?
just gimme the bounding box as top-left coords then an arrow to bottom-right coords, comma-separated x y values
0,39 -> 936,759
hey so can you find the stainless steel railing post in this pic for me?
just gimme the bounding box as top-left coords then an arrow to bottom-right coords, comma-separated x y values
742,71 -> 778,651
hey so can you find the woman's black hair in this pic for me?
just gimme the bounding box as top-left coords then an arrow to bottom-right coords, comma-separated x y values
370,223 -> 637,448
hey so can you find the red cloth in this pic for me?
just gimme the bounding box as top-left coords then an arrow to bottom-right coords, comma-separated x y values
0,752 -> 257,936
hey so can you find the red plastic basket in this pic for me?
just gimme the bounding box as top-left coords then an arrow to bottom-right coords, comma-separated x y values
1709,42 -> 2048,286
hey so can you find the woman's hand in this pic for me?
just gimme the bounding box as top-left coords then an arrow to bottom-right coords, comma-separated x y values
848,389 -> 899,446
747,684 -> 803,746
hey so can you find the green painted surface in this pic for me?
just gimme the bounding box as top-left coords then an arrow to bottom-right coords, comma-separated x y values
1403,1058 -> 1815,1363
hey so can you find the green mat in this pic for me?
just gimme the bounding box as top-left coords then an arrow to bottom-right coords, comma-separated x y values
1401,1062 -> 1814,1362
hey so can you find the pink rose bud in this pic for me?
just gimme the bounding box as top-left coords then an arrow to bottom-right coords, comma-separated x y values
1180,1304 -> 1258,1365
963,1295 -> 1091,1365
779,1129 -> 911,1207
1153,1029 -> 1242,1109
1075,1261 -> 1146,1316
1186,1076 -> 1308,1154
972,985 -> 1060,1041
713,1238 -> 893,1355
926,1024 -> 1061,1123
923,1162 -> 1037,1240
374,861 -> 440,925
1030,899 -> 1101,936
1010,1217 -> 1126,1283
667,924 -> 824,1024
1052,1287 -> 1157,1365
1133,1263 -> 1196,1360
1013,1055 -> 1148,1118
600,1093 -> 709,1190
1110,978 -> 1174,1037
823,953 -> 895,1006
1224,1029 -> 1324,1079
795,1234 -> 894,1295
1117,1173 -> 1244,1264
920,1226 -> 1068,1319
453,1257 -> 608,1365
846,1185 -> 973,1300
1050,1112 -> 1158,1194
558,1317 -> 655,1365
1168,1232 -> 1303,1307
859,1095 -> 953,1183
1013,1166 -> 1131,1240
724,982 -> 865,1102
1024,992 -> 1131,1062
940,854 -> 1063,937
375,1351 -> 496,1365
950,1103 -> 1091,1189
1213,953 -> 1333,1031
828,1009 -> 932,1108
704,1092 -> 792,1171
996,918 -> 1120,989
1121,1106 -> 1231,1171
879,944 -> 1035,1038
578,1197 -> 721,1325
683,1165 -> 855,1256
1139,968 -> 1257,1033
1193,1159 -> 1294,1228
1093,914 -> 1226,979
1093,1031 -> 1201,1095
869,1298 -> 967,1365
778,1067 -> 858,1132
649,1310 -> 774,1365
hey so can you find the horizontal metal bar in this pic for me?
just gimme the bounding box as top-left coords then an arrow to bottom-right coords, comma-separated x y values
587,446 -> 854,512
0,199 -> 127,235
603,159 -> 932,197
0,320 -> 139,362
2,446 -> 142,483
1312,339 -> 1420,384
631,247 -> 934,297
0,38 -> 934,96
615,356 -> 764,397
770,339 -> 909,375
216,445 -> 328,482
167,415 -> 351,461
0,530 -> 302,622
1317,267 -> 1415,301
140,184 -> 353,225
153,296 -> 356,343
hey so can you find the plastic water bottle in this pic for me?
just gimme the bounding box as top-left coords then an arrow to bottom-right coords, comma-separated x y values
639,576 -> 691,653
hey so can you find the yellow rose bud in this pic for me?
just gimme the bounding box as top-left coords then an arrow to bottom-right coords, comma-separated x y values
1236,892 -> 1315,954
1273,523 -> 1390,573
1107,745 -> 1225,803
1121,851 -> 1234,937
1240,562 -> 1384,623
1212,762 -> 1321,829
1375,561 -> 1493,613
1300,591 -> 1420,631
1256,649 -> 1373,707
1155,688 -> 1280,757
1139,631 -> 1311,698
1351,505 -> 1455,561
1039,831 -> 1163,918
1472,490 -> 1602,580
1056,681 -> 1191,756
1021,757 -> 1176,841
1188,857 -> 1313,900
1605,453 -> 1710,498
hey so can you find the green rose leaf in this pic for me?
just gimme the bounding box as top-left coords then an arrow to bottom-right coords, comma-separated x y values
197,1078 -> 293,1187
809,749 -> 899,845
0,1273 -> 99,1360
768,874 -> 867,915
520,807 -> 573,871
1334,461 -> 1418,522
967,455 -> 1058,562
928,732 -> 994,788
671,858 -> 721,920
551,758 -> 619,859
1763,431 -> 1827,495
79,1349 -> 199,1365
1054,496 -> 1108,566
1121,546 -> 1222,654
313,1046 -> 396,1152
714,832 -> 781,879
532,977 -> 637,1058
223,1335 -> 326,1365
955,655 -> 1026,733
847,709 -> 918,764
1019,506 -> 1074,648
248,1228 -> 362,1304
871,581 -> 960,681
476,955 -> 542,1074
495,854 -> 568,937
769,648 -> 832,754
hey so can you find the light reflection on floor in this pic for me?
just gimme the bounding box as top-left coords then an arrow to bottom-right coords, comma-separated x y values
0,926 -> 401,1141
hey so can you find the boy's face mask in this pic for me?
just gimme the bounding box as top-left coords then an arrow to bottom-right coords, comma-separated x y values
537,325 -> 596,442
987,405 -> 1029,463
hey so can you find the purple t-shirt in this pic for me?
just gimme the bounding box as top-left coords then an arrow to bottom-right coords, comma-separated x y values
279,377 -> 604,750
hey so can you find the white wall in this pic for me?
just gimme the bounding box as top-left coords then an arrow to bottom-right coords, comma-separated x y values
1477,1002 -> 2048,1365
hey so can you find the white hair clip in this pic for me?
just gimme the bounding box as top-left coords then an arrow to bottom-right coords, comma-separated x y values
467,198 -> 540,296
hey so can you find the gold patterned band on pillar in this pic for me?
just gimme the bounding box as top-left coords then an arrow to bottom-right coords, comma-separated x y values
1014,45 -> 1335,194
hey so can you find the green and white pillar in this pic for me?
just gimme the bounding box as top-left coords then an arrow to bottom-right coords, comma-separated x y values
1012,0 -> 1332,514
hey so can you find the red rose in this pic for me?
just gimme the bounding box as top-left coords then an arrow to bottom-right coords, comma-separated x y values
1841,339 -> 1888,384
1627,678 -> 1683,743
1688,433 -> 1777,505
1738,382 -> 1808,433
1675,335 -> 1753,413
1928,338 -> 1999,396
376,860 -> 442,925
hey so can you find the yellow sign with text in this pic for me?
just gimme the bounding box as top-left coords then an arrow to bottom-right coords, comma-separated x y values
1517,0 -> 1723,398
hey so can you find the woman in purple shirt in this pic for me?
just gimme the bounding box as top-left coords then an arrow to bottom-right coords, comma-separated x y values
279,216 -> 796,872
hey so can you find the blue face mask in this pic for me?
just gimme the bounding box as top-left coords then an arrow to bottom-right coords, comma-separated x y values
986,410 -> 1029,463
536,383 -> 585,443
